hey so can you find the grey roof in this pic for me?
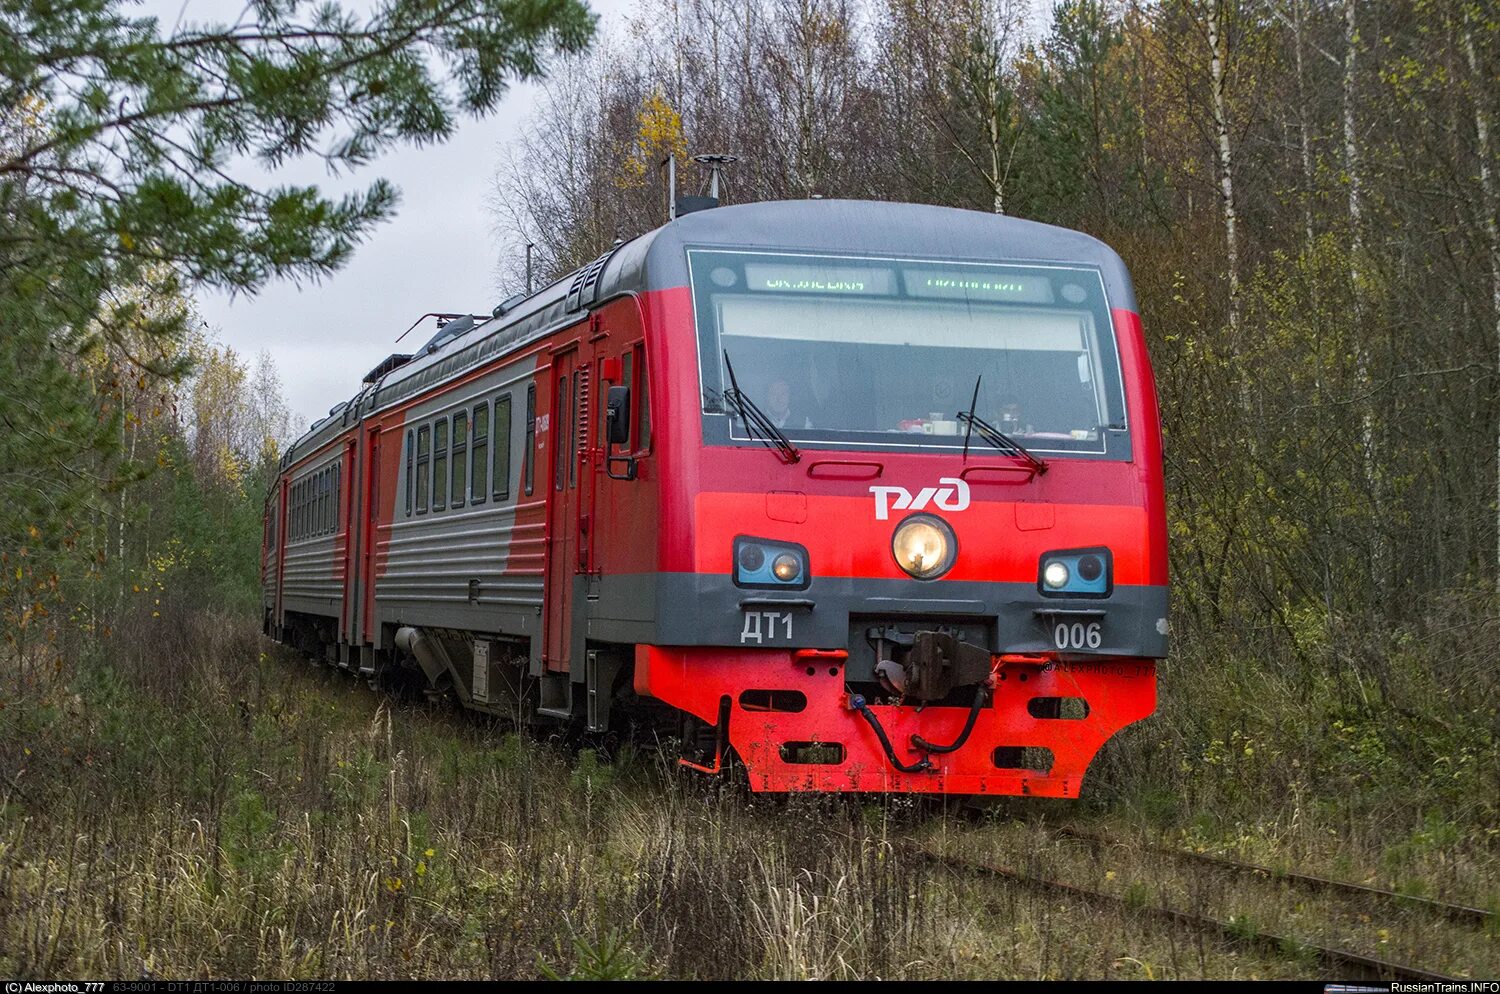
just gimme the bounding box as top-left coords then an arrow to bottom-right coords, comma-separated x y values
613,198 -> 1135,310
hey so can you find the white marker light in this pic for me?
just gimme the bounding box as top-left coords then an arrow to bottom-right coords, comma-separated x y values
1043,561 -> 1070,589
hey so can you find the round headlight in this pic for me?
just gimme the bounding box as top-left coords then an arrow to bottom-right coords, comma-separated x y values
892,514 -> 956,580
771,552 -> 802,582
1042,561 -> 1070,589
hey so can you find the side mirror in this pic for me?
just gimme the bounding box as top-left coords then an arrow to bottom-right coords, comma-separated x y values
606,385 -> 631,446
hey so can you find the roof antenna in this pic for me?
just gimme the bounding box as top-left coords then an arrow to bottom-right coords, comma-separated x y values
694,153 -> 738,200
525,242 -> 534,295
663,153 -> 739,221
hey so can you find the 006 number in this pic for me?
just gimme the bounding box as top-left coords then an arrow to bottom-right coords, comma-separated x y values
1053,621 -> 1102,650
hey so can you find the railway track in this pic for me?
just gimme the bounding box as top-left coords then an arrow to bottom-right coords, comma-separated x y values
1056,826 -> 1494,928
909,844 -> 1464,982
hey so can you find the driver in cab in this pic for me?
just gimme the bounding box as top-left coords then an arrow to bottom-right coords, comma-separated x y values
765,379 -> 813,430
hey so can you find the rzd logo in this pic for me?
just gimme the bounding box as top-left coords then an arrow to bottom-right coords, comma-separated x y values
869,477 -> 970,521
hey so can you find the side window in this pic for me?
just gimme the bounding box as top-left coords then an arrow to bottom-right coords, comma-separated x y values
451,410 -> 468,508
523,384 -> 536,496
494,396 -> 512,500
569,369 -> 582,489
333,462 -> 341,533
634,343 -> 650,452
405,429 -> 414,517
416,425 -> 431,513
433,417 -> 449,510
620,351 -> 634,448
554,373 -> 570,492
471,402 -> 488,504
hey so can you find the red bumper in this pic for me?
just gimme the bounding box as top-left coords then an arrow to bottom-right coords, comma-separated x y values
636,645 -> 1157,795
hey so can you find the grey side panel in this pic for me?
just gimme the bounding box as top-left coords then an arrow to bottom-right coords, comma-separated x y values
586,570 -> 659,645
589,571 -> 1169,660
281,444 -> 346,620
378,505 -> 539,628
375,354 -> 542,637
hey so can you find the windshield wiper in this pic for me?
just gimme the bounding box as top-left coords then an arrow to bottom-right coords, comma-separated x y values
957,375 -> 1047,474
721,350 -> 801,464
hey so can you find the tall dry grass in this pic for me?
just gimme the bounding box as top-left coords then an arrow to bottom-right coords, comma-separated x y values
1,596 -> 1495,978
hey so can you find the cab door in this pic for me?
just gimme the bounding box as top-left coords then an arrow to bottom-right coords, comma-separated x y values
543,345 -> 584,672
360,422 -> 392,645
273,479 -> 288,632
340,436 -> 359,646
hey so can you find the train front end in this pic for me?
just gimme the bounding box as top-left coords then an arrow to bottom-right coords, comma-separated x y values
633,202 -> 1167,796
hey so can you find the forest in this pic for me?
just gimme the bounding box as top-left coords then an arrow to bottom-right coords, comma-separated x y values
3,0 -> 1498,980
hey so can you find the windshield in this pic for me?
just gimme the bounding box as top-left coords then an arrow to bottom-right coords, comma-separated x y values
690,250 -> 1128,456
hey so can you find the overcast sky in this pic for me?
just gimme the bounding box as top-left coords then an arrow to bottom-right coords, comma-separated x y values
134,0 -> 633,427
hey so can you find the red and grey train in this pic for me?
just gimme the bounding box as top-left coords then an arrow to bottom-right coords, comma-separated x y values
261,199 -> 1167,796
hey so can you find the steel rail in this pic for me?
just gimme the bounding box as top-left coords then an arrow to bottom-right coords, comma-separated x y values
910,846 -> 1462,983
1056,827 -> 1494,928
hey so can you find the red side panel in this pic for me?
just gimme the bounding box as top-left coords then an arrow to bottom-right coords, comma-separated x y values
1112,308 -> 1169,585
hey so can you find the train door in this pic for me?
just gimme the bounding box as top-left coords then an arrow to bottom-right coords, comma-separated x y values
360,424 -> 384,645
274,477 -> 288,632
340,436 -> 359,646
544,346 -> 584,673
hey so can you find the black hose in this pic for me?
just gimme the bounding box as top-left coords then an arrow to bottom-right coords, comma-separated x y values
910,684 -> 988,755
849,695 -> 931,774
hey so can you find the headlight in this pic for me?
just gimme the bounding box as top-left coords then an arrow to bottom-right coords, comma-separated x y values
1038,548 -> 1112,597
771,553 -> 801,582
892,514 -> 956,580
733,537 -> 810,589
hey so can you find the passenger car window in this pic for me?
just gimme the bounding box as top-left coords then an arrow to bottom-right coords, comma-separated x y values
523,385 -> 536,496
495,396 -> 512,500
433,418 -> 449,510
405,430 -> 414,516
415,425 -> 431,513
452,411 -> 468,508
470,403 -> 488,504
